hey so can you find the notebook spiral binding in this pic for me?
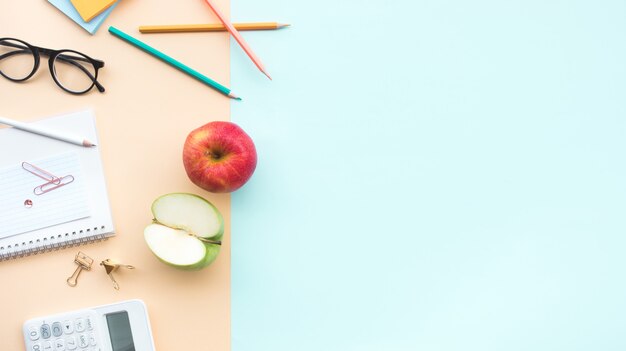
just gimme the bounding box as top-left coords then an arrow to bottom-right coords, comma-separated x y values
0,225 -> 108,261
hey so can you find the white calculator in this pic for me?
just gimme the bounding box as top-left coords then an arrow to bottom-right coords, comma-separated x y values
23,299 -> 155,351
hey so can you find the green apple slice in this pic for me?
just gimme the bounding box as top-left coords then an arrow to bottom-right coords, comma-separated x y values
144,224 -> 207,265
144,193 -> 224,270
151,193 -> 224,240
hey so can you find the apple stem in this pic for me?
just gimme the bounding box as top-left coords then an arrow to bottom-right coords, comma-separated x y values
206,150 -> 223,161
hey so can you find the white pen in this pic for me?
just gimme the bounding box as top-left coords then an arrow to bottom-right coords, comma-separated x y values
0,116 -> 95,147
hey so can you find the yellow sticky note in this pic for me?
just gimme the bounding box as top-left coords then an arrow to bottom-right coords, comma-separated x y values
70,0 -> 118,22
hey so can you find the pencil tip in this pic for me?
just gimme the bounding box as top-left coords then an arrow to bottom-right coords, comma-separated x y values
228,92 -> 242,100
278,23 -> 291,28
83,140 -> 96,147
263,71 -> 273,80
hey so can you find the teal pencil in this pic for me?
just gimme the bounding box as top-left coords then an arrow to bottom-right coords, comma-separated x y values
108,26 -> 240,100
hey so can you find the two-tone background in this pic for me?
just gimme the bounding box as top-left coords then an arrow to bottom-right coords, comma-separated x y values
3,0 -> 626,350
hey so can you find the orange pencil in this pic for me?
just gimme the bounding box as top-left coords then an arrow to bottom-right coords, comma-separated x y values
202,0 -> 272,80
139,22 -> 290,33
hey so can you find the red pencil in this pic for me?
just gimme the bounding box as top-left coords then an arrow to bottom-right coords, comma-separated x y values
202,0 -> 272,80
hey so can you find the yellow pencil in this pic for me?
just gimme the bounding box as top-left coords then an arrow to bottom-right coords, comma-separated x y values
139,22 -> 290,34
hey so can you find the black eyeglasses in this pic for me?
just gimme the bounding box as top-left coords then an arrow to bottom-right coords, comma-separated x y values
0,38 -> 105,94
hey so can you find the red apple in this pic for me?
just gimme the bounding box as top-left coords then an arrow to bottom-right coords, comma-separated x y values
183,121 -> 257,193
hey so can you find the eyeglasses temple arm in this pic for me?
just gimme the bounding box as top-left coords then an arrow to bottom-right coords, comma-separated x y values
1,41 -> 104,66
0,50 -> 30,61
0,41 -> 29,50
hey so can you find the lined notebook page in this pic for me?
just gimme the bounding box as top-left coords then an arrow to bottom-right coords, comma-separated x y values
0,152 -> 90,239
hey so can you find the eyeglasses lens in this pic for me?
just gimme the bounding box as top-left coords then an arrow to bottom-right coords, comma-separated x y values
52,51 -> 97,93
0,39 -> 35,80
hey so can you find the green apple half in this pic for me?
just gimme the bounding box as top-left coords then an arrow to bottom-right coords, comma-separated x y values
144,193 -> 224,270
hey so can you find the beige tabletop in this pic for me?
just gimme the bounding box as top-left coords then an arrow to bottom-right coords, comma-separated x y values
1,0 -> 232,349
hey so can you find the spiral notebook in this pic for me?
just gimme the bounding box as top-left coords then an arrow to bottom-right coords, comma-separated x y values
0,110 -> 114,261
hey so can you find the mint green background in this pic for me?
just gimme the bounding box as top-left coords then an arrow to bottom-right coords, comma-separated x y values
231,1 -> 626,350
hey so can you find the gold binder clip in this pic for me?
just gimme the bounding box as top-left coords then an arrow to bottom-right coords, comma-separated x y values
67,252 -> 93,287
100,259 -> 135,290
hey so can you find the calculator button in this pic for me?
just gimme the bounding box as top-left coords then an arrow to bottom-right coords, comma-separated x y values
88,333 -> 97,346
85,317 -> 94,331
63,320 -> 74,334
43,341 -> 53,350
52,322 -> 63,337
65,336 -> 77,350
74,319 -> 85,332
41,324 -> 52,339
78,334 -> 89,348
54,338 -> 65,351
30,342 -> 42,351
28,325 -> 40,340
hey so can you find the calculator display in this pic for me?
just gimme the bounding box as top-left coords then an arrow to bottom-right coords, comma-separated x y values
106,311 -> 136,351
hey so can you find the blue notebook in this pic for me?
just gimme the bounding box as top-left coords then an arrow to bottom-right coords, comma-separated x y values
48,0 -> 118,35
